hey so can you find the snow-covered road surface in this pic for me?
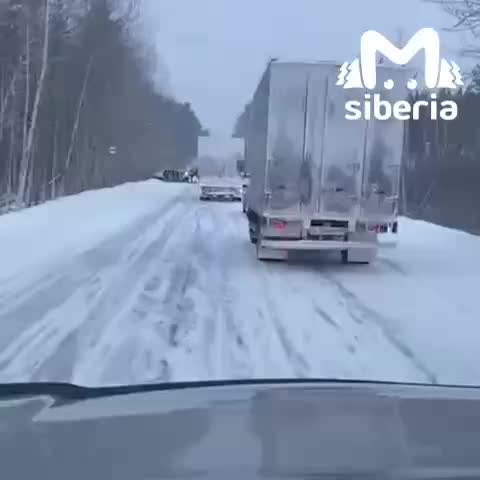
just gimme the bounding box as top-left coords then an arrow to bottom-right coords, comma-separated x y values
1,180 -> 480,387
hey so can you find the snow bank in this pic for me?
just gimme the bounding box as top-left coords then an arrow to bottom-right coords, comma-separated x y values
0,180 -> 188,282
335,216 -> 480,385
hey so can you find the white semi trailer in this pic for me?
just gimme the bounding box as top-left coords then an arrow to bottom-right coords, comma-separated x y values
244,60 -> 410,263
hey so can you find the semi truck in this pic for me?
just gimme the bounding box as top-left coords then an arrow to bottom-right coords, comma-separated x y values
244,60 -> 410,263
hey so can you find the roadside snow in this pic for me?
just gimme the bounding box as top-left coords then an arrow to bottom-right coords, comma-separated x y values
336,218 -> 480,385
0,180 -> 188,283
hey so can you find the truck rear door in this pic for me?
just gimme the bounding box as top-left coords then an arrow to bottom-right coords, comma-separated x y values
307,64 -> 368,224
360,66 -> 410,223
265,63 -> 311,218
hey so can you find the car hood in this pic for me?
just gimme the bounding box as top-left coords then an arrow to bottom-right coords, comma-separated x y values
2,380 -> 480,479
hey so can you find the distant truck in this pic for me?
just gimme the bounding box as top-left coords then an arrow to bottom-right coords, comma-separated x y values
244,60 -> 409,263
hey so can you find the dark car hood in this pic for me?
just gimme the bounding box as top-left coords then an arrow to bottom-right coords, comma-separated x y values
2,380 -> 480,479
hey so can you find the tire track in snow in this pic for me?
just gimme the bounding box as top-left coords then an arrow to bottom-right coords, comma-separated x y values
0,195 -> 182,310
312,303 -> 340,330
188,205 -> 230,379
198,205 -> 436,383
0,270 -> 102,383
71,199 -> 195,385
261,279 -> 310,378
256,253 -> 435,383
178,203 -> 258,380
324,272 -> 438,384
0,197 -> 187,383
210,206 -> 255,379
98,201 -> 214,385
256,268 -> 309,377
122,203 -> 207,384
0,194 -> 184,354
227,206 -> 311,378
100,201 -> 237,384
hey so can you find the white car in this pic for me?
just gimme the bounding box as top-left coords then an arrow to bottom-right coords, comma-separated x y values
200,183 -> 242,202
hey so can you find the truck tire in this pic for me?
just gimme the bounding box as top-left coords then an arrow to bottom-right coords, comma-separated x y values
249,222 -> 258,244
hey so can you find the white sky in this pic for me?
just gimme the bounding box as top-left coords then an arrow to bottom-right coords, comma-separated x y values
141,0 -> 472,139
198,135 -> 244,158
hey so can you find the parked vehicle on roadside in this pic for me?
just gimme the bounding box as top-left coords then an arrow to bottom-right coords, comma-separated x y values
156,169 -> 184,182
156,168 -> 199,183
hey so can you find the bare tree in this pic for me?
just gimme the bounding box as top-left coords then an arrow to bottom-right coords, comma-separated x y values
427,0 -> 480,56
0,0 -> 205,214
17,0 -> 50,206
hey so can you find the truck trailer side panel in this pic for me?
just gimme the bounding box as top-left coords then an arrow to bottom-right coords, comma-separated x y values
264,63 -> 312,217
245,67 -> 270,219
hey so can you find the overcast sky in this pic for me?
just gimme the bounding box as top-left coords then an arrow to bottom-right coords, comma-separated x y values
141,0 -> 472,149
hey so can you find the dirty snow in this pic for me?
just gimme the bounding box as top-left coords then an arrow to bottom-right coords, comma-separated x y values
0,179 -> 479,387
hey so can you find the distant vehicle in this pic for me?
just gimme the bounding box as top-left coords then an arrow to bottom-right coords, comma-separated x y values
156,169 -> 185,182
200,178 -> 242,202
3,380 -> 480,479
188,167 -> 200,183
156,168 -> 199,183
244,61 -> 408,262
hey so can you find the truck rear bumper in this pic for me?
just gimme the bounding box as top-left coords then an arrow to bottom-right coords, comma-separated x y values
260,239 -> 377,251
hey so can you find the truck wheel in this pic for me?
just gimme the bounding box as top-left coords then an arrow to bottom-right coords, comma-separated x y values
249,222 -> 258,244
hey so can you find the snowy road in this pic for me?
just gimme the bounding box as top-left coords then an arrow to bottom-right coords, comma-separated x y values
1,180 -> 480,387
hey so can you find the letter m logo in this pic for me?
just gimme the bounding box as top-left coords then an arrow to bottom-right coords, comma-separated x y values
360,28 -> 440,89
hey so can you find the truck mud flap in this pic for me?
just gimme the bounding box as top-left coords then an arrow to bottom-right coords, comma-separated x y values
341,247 -> 378,264
256,244 -> 288,261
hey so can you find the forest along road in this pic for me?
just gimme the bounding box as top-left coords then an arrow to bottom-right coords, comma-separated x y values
0,180 -> 479,387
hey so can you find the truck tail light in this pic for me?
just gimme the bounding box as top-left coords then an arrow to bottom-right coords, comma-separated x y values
369,224 -> 389,233
271,219 -> 287,230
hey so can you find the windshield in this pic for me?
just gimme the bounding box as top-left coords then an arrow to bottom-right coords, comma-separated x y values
0,0 -> 478,389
